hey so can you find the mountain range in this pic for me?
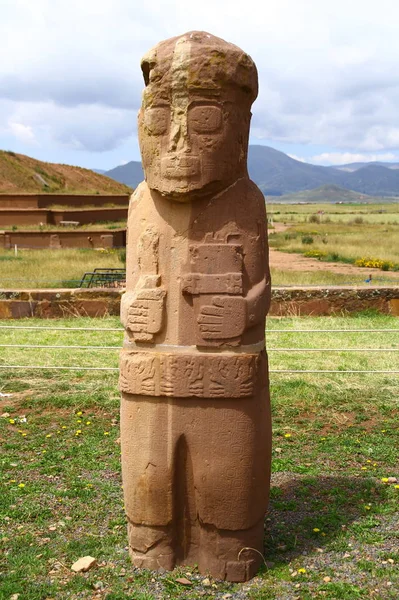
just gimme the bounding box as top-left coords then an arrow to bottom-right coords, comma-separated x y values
100,145 -> 399,198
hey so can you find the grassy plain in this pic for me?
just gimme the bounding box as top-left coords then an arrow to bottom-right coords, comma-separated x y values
1,314 -> 398,599
0,248 -> 125,288
268,203 -> 399,272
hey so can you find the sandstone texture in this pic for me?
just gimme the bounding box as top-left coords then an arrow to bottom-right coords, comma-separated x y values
119,31 -> 271,582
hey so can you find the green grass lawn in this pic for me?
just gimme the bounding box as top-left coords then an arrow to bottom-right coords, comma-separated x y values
1,314 -> 398,599
0,248 -> 125,289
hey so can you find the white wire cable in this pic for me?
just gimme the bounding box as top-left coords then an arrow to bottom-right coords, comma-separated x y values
0,344 -> 397,352
0,325 -> 399,333
0,365 -> 398,374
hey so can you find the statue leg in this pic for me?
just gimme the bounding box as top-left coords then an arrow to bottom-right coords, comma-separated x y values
121,394 -> 176,570
187,384 -> 271,581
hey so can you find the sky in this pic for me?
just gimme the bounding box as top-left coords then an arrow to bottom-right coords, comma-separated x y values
1,0 -> 399,170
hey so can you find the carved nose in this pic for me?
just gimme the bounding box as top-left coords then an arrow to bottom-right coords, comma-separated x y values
168,111 -> 191,153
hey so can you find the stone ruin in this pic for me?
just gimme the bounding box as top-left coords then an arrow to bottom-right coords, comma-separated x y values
119,31 -> 271,582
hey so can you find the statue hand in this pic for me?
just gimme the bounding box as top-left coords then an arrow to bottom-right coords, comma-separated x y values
197,296 -> 246,340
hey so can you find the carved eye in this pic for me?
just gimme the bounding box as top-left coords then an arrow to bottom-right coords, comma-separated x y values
189,105 -> 222,133
143,107 -> 169,135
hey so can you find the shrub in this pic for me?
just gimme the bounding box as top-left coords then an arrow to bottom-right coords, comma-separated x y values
309,214 -> 320,224
354,257 -> 396,271
301,235 -> 314,245
304,250 -> 327,259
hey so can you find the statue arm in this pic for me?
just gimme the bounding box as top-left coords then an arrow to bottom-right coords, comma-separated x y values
245,274 -> 271,329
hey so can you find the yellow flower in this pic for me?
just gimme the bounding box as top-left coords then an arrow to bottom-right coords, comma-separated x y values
86,421 -> 91,425
42,450 -> 47,454
18,483 -> 25,488
9,419 -> 15,424
76,411 -> 83,416
10,479 -> 16,483
75,430 -> 82,436
104,431 -> 110,436
62,426 -> 67,429
46,434 -> 52,438
284,433 -> 292,438
22,433 -> 27,437
394,485 -> 399,490
381,478 -> 389,483
313,528 -> 320,532
298,568 -> 306,574
364,505 -> 371,510
361,467 -> 367,470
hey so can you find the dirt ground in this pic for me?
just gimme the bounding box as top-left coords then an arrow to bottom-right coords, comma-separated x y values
269,223 -> 399,280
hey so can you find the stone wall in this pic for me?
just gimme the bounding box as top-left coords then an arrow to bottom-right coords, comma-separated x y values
0,206 -> 128,226
0,287 -> 397,319
0,194 -> 130,209
0,229 -> 126,249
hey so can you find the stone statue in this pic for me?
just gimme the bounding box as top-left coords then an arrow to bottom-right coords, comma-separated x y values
119,31 -> 271,582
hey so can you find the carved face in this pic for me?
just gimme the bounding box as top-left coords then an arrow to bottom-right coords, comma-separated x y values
138,35 -> 254,202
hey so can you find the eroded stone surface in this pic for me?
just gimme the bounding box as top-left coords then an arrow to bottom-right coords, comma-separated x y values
119,30 -> 271,582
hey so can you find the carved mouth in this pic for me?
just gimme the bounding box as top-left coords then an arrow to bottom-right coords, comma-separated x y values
161,155 -> 200,179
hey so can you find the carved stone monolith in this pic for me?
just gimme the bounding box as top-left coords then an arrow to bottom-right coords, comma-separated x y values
120,31 -> 271,582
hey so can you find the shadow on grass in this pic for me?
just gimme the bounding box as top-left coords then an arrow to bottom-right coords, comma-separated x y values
263,473 -> 389,567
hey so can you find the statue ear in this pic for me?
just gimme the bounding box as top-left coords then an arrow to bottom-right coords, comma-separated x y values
141,60 -> 150,86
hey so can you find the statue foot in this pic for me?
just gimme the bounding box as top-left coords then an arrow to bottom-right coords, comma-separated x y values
127,521 -> 175,571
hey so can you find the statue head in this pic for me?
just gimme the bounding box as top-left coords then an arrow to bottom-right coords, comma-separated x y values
138,31 -> 258,202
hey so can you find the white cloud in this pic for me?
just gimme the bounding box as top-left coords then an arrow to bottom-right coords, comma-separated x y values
8,121 -> 37,145
1,0 -> 399,155
311,152 -> 399,166
288,154 -> 306,163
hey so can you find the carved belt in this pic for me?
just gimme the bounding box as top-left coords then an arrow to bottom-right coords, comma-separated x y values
119,349 -> 262,398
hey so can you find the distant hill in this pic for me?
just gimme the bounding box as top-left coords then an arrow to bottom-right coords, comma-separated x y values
331,162 -> 399,172
103,145 -> 399,197
0,150 -> 132,194
271,184 -> 378,204
105,161 -> 144,189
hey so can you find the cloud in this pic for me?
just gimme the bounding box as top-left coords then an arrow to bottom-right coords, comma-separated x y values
8,121 -> 37,145
288,154 -> 306,163
1,0 -> 399,156
311,152 -> 399,166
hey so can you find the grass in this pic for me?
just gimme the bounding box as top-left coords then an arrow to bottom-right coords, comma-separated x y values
270,268 -> 398,286
268,202 -> 399,224
0,248 -> 125,288
1,314 -> 398,599
268,203 -> 399,272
